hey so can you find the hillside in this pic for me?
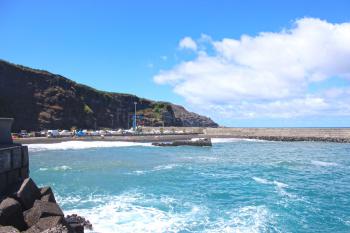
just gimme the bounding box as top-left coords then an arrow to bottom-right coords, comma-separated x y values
0,60 -> 218,131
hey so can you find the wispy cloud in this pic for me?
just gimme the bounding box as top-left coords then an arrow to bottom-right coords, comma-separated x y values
178,36 -> 197,51
154,18 -> 350,119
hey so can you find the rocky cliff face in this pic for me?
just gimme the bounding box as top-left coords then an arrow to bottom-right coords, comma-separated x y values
0,60 -> 218,131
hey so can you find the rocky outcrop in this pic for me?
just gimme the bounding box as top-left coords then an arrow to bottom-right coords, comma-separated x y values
0,142 -> 90,232
152,138 -> 212,147
0,178 -> 91,233
171,104 -> 218,127
0,59 -> 218,131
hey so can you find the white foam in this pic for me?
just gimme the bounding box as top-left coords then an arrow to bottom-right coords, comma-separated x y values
203,205 -> 279,233
311,160 -> 338,167
252,177 -> 293,199
273,181 -> 288,189
153,164 -> 180,171
39,165 -> 72,172
133,164 -> 181,175
252,177 -> 270,185
252,177 -> 288,188
211,138 -> 266,143
62,192 -> 206,233
27,141 -> 152,152
60,193 -> 279,233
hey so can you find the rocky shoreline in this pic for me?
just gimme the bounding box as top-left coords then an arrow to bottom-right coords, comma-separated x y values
0,178 -> 91,233
0,141 -> 90,233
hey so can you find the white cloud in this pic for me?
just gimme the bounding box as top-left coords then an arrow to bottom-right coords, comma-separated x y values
154,18 -> 350,119
178,36 -> 198,51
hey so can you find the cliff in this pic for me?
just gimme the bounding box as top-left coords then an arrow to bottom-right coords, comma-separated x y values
0,60 -> 218,131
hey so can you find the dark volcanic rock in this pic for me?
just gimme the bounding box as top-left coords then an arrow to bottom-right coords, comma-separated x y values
171,104 -> 218,127
0,59 -> 218,131
16,178 -> 41,210
65,214 -> 92,232
0,197 -> 26,230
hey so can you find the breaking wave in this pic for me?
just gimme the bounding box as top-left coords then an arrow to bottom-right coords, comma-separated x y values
39,165 -> 72,172
252,177 -> 288,188
133,164 -> 181,175
252,177 -> 297,199
212,138 -> 266,143
27,141 -> 153,152
60,192 -> 278,233
311,160 -> 338,167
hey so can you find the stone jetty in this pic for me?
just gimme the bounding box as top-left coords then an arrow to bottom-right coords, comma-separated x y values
152,138 -> 212,147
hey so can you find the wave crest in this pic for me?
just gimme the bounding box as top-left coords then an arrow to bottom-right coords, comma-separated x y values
39,165 -> 72,172
27,141 -> 152,152
311,160 -> 338,167
212,138 -> 266,143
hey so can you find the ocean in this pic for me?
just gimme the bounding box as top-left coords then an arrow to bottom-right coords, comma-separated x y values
27,139 -> 350,233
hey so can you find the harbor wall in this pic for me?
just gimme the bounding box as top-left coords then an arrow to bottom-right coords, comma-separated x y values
0,145 -> 29,195
204,128 -> 350,142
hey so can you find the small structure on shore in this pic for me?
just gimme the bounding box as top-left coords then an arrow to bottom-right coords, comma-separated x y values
152,138 -> 212,147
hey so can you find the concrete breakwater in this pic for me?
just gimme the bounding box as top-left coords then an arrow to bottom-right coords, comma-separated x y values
204,128 -> 350,143
0,144 -> 91,233
0,145 -> 29,195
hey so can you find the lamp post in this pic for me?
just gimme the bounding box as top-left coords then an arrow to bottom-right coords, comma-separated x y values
133,101 -> 137,131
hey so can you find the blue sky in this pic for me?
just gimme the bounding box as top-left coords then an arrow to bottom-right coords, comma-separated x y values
1,0 -> 350,127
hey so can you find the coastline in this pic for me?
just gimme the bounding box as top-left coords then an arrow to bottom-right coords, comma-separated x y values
14,127 -> 350,144
14,134 -> 202,144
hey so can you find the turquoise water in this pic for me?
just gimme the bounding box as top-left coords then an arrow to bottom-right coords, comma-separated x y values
28,139 -> 350,233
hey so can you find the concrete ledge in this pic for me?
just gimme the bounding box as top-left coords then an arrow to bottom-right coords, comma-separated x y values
204,128 -> 350,142
0,145 -> 30,196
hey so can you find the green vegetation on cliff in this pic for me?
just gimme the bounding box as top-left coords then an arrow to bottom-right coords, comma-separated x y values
0,59 -> 218,131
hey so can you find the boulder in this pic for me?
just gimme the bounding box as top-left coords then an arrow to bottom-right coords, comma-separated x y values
24,216 -> 64,233
16,178 -> 41,210
0,225 -> 20,233
39,187 -> 56,203
0,197 -> 26,230
24,200 -> 64,228
65,214 -> 91,232
69,223 -> 84,233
